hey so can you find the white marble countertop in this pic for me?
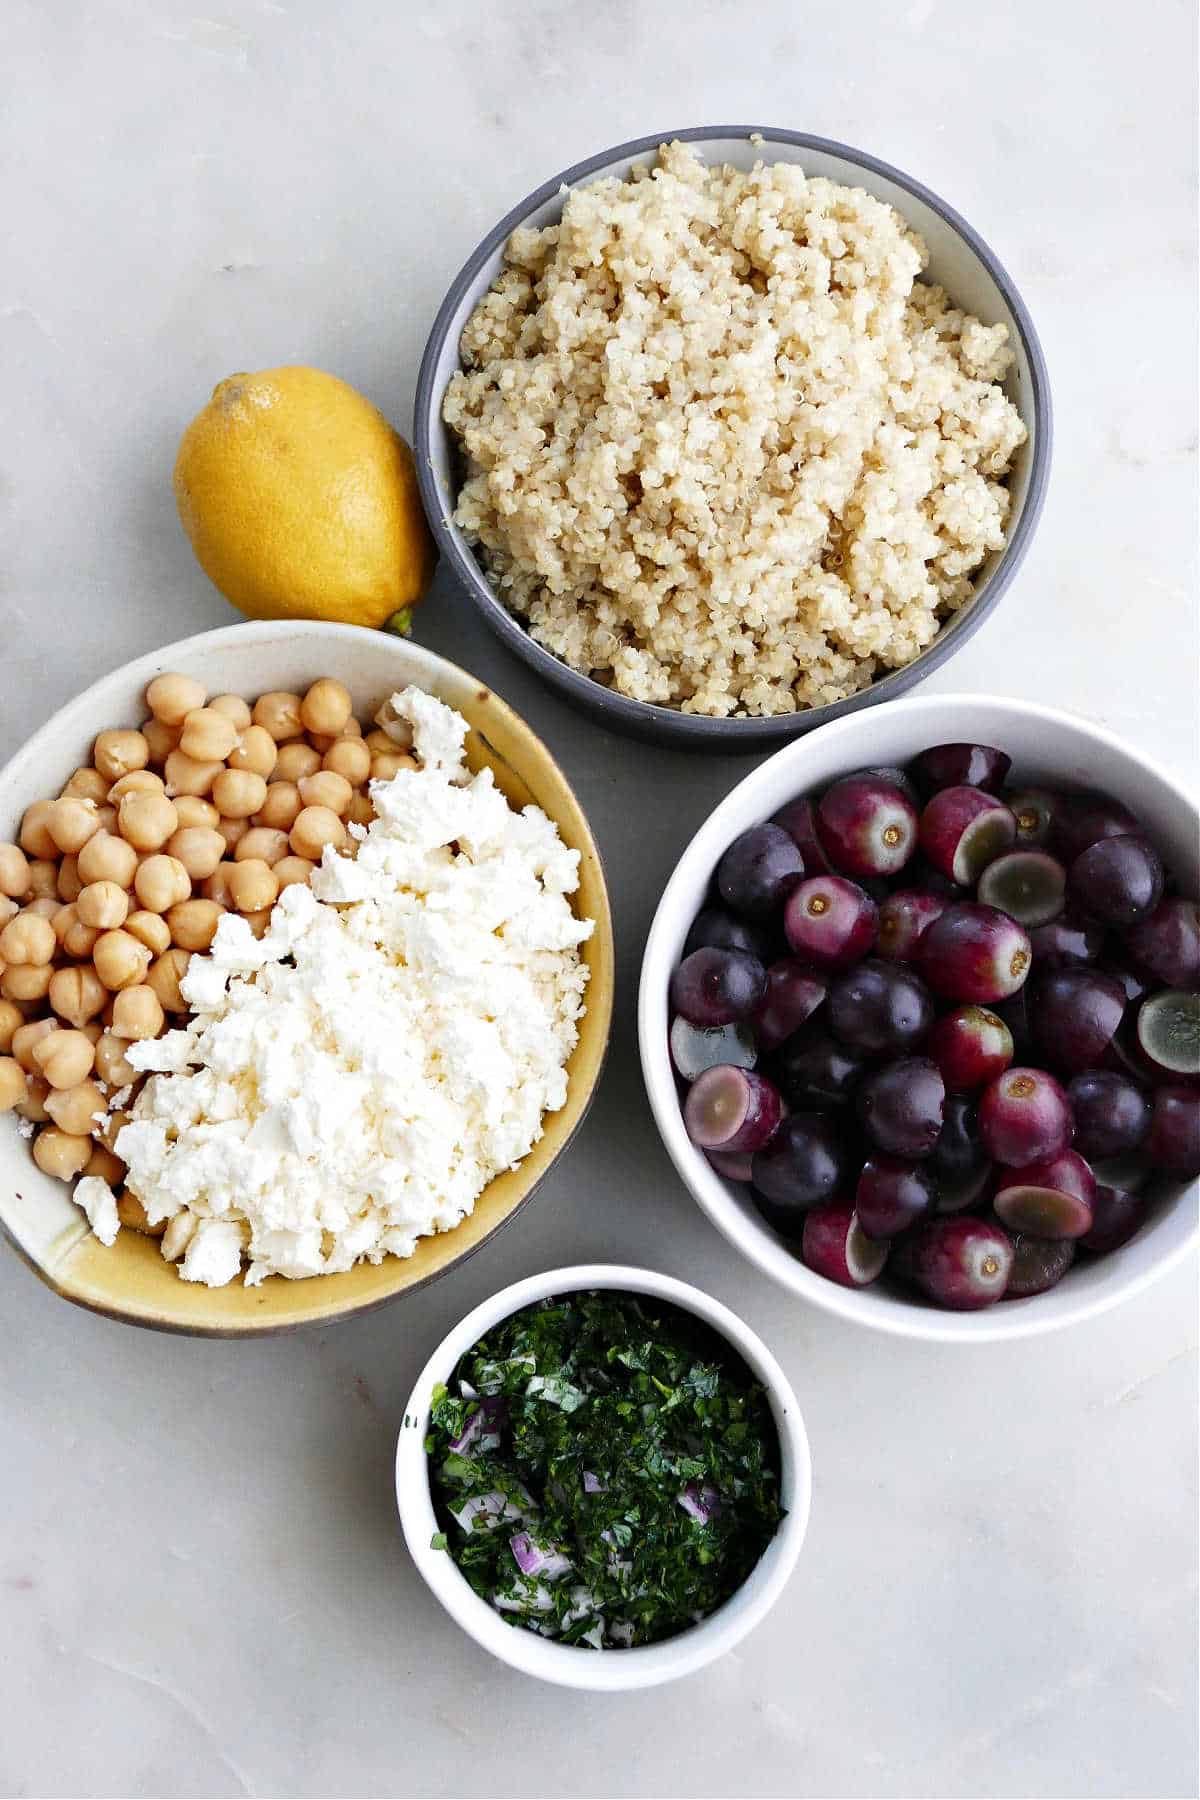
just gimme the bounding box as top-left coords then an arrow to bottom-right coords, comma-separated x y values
2,3 -> 1197,1796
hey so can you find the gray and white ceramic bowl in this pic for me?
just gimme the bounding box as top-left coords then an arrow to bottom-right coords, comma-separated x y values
415,125 -> 1052,751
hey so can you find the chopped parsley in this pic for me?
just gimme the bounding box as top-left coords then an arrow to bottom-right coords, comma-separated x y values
426,1290 -> 783,1649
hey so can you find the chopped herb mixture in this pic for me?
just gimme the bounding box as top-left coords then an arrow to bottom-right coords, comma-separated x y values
426,1290 -> 783,1648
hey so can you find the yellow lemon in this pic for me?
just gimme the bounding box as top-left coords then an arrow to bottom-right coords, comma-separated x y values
173,366 -> 435,631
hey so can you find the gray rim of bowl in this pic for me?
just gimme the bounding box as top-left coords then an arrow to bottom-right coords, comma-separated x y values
414,123 -> 1054,745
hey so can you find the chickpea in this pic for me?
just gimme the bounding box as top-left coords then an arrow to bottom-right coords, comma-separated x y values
93,728 -> 150,783
145,672 -> 206,726
299,676 -> 353,737
117,1191 -> 165,1237
124,909 -> 171,956
107,769 -> 165,803
210,693 -> 252,729
62,767 -> 110,805
372,751 -> 418,782
305,732 -> 336,755
217,815 -> 250,853
364,728 -> 397,754
15,1073 -> 51,1122
1,963 -> 53,1002
163,747 -> 222,798
0,998 -> 23,1053
180,706 -> 239,762
48,964 -> 108,1027
86,1143 -> 126,1185
63,914 -> 100,959
290,806 -> 348,861
32,1028 -> 96,1089
346,792 -> 376,830
228,859 -> 279,914
0,909 -> 56,966
46,795 -> 101,855
111,984 -> 165,1041
166,825 -> 225,881
27,895 -> 62,920
77,830 -> 138,888
0,897 -> 16,929
33,1126 -> 93,1181
273,741 -> 321,784
133,854 -> 191,914
0,843 -> 31,899
26,859 -> 61,898
57,855 -> 83,902
93,929 -> 152,991
140,716 -> 180,764
46,1076 -> 107,1136
0,1055 -> 29,1111
166,898 -> 224,952
146,947 -> 192,1013
235,827 -> 289,867
298,770 -> 353,815
213,768 -> 268,821
95,1031 -> 137,1088
19,800 -> 59,859
322,737 -> 371,785
226,725 -> 277,779
171,794 -> 219,831
77,880 -> 130,930
118,790 -> 179,852
256,781 -> 302,831
202,862 -> 236,907
252,690 -> 304,742
244,908 -> 273,939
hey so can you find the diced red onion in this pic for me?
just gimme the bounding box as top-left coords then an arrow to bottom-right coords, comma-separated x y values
676,1481 -> 722,1525
448,1395 -> 508,1456
582,1471 -> 606,1493
509,1532 -> 572,1581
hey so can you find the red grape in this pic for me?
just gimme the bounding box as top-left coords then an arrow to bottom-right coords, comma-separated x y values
917,903 -> 1032,1004
827,958 -> 934,1055
927,1005 -> 1014,1090
717,823 -> 804,920
911,743 -> 1012,795
877,889 -> 948,962
909,1215 -> 1014,1308
816,775 -> 918,878
993,1150 -> 1096,1240
752,959 -> 828,1052
978,1067 -> 1072,1166
801,1204 -> 889,1287
857,1057 -> 945,1158
856,1156 -> 935,1239
1069,835 -> 1164,928
783,876 -> 878,968
919,787 -> 1017,885
684,1066 -> 782,1154
670,947 -> 766,1026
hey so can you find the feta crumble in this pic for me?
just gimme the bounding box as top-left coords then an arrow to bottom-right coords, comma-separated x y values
98,687 -> 592,1287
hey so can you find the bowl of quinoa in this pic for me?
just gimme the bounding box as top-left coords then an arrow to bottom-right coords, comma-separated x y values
416,128 -> 1051,749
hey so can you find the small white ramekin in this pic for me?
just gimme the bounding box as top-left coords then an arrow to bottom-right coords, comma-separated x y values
638,693 -> 1199,1345
395,1263 -> 811,1690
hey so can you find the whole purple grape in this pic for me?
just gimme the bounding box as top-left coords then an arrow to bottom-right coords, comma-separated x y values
827,958 -> 934,1056
1125,898 -> 1200,989
1066,1070 -> 1150,1160
772,1028 -> 867,1111
857,1057 -> 945,1159
684,906 -> 769,962
816,775 -> 918,879
909,1215 -> 1014,1309
751,1114 -> 847,1231
717,823 -> 804,921
1069,835 -> 1164,928
1147,1084 -> 1200,1177
670,948 -> 766,1027
1029,967 -> 1126,1072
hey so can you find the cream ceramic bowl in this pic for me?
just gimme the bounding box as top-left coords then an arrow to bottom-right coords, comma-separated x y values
639,693 -> 1199,1343
396,1263 -> 811,1689
0,621 -> 614,1335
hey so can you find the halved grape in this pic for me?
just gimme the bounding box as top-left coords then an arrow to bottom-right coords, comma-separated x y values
909,1215 -> 1014,1309
856,765 -> 921,809
1146,1084 -> 1200,1176
1053,792 -> 1140,864
1069,835 -> 1164,928
772,1028 -> 867,1111
771,797 -> 835,876
856,1156 -> 935,1239
1003,787 -> 1062,849
670,948 -> 767,1027
857,1057 -> 945,1158
683,1066 -> 782,1154
827,958 -> 934,1055
1027,910 -> 1106,970
683,906 -> 769,962
978,1067 -> 1072,1166
751,1114 -> 846,1230
919,787 -> 1017,885
911,744 -> 1012,796
1003,1233 -> 1076,1298
1079,1185 -> 1146,1255
1066,1070 -> 1150,1159
816,776 -> 918,878
916,903 -> 1032,1004
716,823 -> 805,920
753,960 -> 828,1052
783,876 -> 878,968
670,1016 -> 757,1082
802,1204 -> 889,1287
994,1150 -> 1096,1240
977,850 -> 1067,927
1029,967 -> 1126,1071
926,1005 -> 1014,1091
706,1148 -> 754,1183
877,889 -> 948,962
1125,898 -> 1200,989
1136,990 -> 1200,1079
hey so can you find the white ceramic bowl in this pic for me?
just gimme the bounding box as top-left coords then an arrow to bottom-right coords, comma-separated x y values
396,1263 -> 811,1689
639,694 -> 1199,1343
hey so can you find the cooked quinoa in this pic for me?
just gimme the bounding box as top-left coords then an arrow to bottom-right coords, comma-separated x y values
444,141 -> 1028,718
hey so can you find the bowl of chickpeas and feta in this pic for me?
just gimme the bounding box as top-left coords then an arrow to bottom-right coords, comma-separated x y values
0,621 -> 613,1335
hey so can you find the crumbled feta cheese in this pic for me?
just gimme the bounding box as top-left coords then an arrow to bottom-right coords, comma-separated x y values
74,1176 -> 120,1247
112,688 -> 593,1288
